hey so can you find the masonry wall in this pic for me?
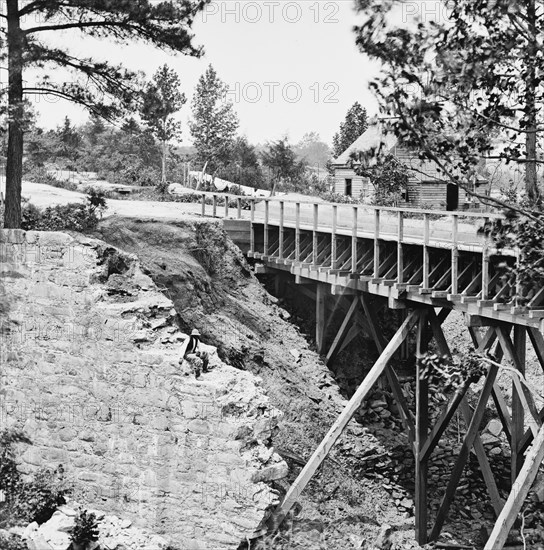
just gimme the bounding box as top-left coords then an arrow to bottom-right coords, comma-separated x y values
0,229 -> 287,549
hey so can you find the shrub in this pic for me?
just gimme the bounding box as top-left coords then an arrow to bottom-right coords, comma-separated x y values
69,510 -> 100,549
0,533 -> 29,550
0,430 -> 70,528
21,192 -> 107,232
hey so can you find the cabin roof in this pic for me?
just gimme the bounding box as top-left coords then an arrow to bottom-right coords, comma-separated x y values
333,122 -> 398,165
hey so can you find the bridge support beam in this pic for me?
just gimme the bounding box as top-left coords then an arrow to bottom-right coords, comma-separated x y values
315,283 -> 328,354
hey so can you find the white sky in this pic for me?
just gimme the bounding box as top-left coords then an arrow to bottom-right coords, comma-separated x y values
5,0 -> 447,145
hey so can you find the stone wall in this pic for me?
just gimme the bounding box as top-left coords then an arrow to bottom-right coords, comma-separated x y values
0,229 -> 287,549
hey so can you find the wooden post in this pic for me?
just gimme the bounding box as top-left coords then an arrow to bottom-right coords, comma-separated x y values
224,195 -> 229,218
351,206 -> 358,274
250,199 -> 255,255
279,200 -> 285,260
201,193 -> 206,217
212,194 -> 217,217
373,209 -> 380,279
397,210 -> 404,284
484,423 -> 544,550
423,213 -> 430,288
313,203 -> 319,266
331,204 -> 338,269
264,199 -> 269,257
237,197 -> 242,219
275,310 -> 420,522
482,216 -> 490,299
316,283 -> 327,353
295,202 -> 301,262
415,310 -> 429,545
451,215 -> 459,294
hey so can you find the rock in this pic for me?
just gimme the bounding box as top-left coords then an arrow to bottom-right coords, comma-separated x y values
289,349 -> 302,362
26,533 -> 54,550
373,523 -> 392,550
480,433 -> 500,446
251,460 -> 289,483
485,419 -> 503,437
120,519 -> 132,529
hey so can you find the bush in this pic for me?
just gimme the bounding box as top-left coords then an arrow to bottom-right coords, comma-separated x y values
69,510 -> 100,549
21,192 -> 107,232
0,533 -> 29,550
0,430 -> 70,528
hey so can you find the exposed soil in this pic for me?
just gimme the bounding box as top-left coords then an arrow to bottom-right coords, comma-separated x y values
90,215 -> 544,550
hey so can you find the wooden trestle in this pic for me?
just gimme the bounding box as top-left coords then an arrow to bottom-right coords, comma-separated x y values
208,194 -> 544,548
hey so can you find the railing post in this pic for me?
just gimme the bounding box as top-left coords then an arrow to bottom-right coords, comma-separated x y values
250,199 -> 255,255
212,194 -> 217,217
482,216 -> 490,300
451,215 -> 459,295
224,195 -> 229,218
351,206 -> 358,274
331,204 -> 337,269
423,213 -> 430,288
313,203 -> 319,266
295,202 -> 301,262
373,208 -> 380,279
201,194 -> 206,217
279,200 -> 285,260
237,197 -> 242,219
264,199 -> 269,257
397,211 -> 404,284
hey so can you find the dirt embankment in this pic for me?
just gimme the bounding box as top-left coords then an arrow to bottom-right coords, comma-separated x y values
92,216 -> 421,550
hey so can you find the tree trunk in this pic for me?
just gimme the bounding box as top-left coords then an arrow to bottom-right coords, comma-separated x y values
525,0 -> 539,202
4,0 -> 24,229
159,139 -> 167,191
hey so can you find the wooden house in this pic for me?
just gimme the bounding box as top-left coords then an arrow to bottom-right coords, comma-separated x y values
331,122 -> 486,210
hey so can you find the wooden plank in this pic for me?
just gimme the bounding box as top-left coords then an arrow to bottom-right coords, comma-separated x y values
496,326 -> 525,482
263,200 -> 269,256
460,397 -> 504,516
430,363 -> 499,541
250,201 -> 255,255
279,201 -> 285,259
451,216 -> 459,295
398,211 -> 404,284
492,383 -> 512,444
420,383 -> 470,462
316,283 -> 327,354
295,202 -> 300,262
331,205 -> 337,269
325,297 -> 359,363
415,310 -> 429,545
351,206 -> 358,274
360,294 -> 415,441
312,203 -> 319,265
373,209 -> 380,279
484,423 -> 544,550
422,213 -> 430,289
276,310 -> 420,520
527,327 -> 544,370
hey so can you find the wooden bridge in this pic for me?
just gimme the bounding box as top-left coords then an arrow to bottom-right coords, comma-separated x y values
202,193 -> 544,549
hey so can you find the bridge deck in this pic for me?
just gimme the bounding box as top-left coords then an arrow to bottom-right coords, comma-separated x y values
209,195 -> 542,330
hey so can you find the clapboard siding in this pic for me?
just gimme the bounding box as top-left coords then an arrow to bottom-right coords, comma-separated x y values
333,167 -> 371,198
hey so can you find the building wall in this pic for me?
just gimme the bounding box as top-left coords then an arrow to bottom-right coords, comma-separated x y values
332,167 -> 371,199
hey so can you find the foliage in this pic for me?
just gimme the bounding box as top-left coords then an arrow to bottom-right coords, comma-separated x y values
481,207 -> 544,301
191,222 -> 229,276
3,0 -> 207,227
21,192 -> 107,232
319,192 -> 358,204
354,0 -> 543,204
358,154 -> 409,206
0,430 -> 70,528
189,65 -> 239,174
141,65 -> 186,189
294,131 -> 332,168
418,350 -> 488,393
69,510 -> 100,548
219,136 -> 265,189
0,533 -> 28,550
332,102 -> 368,158
261,138 -> 307,194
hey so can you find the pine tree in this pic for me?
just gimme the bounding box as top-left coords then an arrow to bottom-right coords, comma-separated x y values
332,102 -> 368,158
